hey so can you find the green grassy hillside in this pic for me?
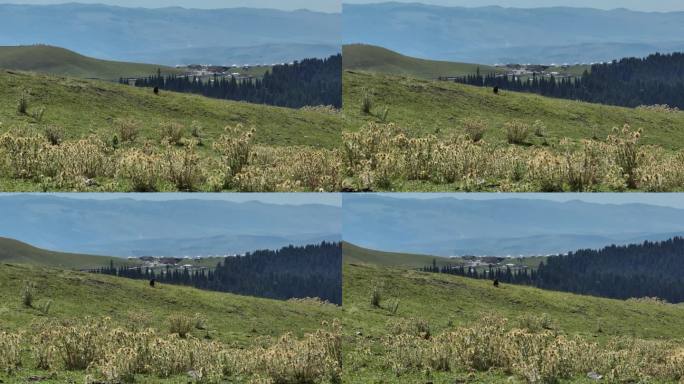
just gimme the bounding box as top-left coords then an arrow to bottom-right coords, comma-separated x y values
342,246 -> 684,382
0,70 -> 341,148
0,263 -> 341,382
343,44 -> 501,80
343,70 -> 684,150
0,237 -> 137,269
0,45 -> 181,80
0,70 -> 343,192
343,242 -> 452,268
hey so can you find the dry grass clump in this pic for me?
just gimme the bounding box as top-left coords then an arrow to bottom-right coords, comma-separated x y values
462,118 -> 487,142
167,313 -> 194,338
376,314 -> 684,383
504,120 -> 531,144
241,320 -> 342,383
113,117 -> 141,143
212,124 -> 255,189
233,146 -> 342,192
159,121 -> 185,145
342,121 -> 684,192
0,121 -> 342,191
162,139 -> 206,191
1,316 -> 342,383
116,146 -> 164,192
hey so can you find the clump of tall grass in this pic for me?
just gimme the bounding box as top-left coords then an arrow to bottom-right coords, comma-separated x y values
159,121 -> 185,145
342,122 -> 662,192
21,281 -> 36,307
377,313 -> 684,383
43,125 -> 64,146
1,316 -> 342,384
462,117 -> 487,142
113,117 -> 141,143
361,88 -> 374,114
16,89 -> 30,115
504,120 -> 531,144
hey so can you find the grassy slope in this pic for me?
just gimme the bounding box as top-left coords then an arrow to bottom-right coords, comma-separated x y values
0,264 -> 338,343
0,264 -> 339,382
343,70 -> 684,150
0,70 -> 341,148
0,45 -> 181,81
0,237 -> 138,269
342,245 -> 684,382
343,242 -> 452,268
343,44 -> 501,80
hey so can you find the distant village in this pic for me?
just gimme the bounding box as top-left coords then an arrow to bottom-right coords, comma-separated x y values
126,254 -> 240,271
456,255 -> 531,271
494,63 -> 579,79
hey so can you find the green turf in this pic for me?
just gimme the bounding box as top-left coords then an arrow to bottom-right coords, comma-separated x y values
343,242 -> 452,268
0,237 -> 139,269
0,263 -> 340,382
343,70 -> 684,150
0,45 -> 181,81
0,69 -> 342,149
342,244 -> 684,383
343,44 -> 501,80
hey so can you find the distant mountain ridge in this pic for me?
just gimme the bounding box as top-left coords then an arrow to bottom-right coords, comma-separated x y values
0,195 -> 341,257
342,195 -> 684,256
343,3 -> 684,64
0,3 -> 341,65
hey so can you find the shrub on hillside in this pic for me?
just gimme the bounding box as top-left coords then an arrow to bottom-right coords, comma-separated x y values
114,118 -> 141,143
43,125 -> 64,146
160,121 -> 185,145
168,314 -> 194,338
462,118 -> 487,142
504,120 -> 531,144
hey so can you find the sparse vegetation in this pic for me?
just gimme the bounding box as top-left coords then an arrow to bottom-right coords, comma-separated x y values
113,117 -> 140,143
343,255 -> 684,384
16,89 -> 29,115
341,122 -> 684,191
0,316 -> 341,383
505,120 -> 531,144
462,117 -> 487,142
159,121 -> 185,145
42,124 -> 64,145
0,125 -> 341,192
168,313 -> 194,338
21,281 -> 35,307
374,314 -> 684,383
361,88 -> 373,114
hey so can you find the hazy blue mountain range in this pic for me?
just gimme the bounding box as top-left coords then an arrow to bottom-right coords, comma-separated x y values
0,3 -> 341,65
0,195 -> 341,257
343,2 -> 684,64
342,195 -> 684,256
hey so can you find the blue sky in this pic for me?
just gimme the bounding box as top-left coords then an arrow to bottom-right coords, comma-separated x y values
9,193 -> 683,209
7,1 -> 684,12
3,1 -> 341,12
344,1 -> 684,12
376,193 -> 684,209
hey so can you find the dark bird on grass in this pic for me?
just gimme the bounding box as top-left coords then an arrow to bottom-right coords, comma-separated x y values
153,86 -> 159,95
493,86 -> 499,95
149,279 -> 156,288
493,279 -> 500,288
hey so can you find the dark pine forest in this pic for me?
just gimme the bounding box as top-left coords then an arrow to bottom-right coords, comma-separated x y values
424,237 -> 684,303
122,54 -> 342,109
451,52 -> 684,109
94,242 -> 343,305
